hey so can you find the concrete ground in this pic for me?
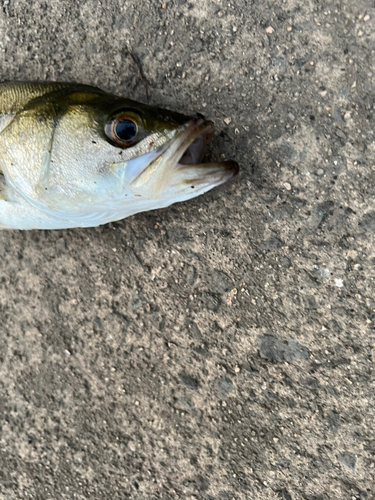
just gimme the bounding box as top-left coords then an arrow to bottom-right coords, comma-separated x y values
0,0 -> 374,499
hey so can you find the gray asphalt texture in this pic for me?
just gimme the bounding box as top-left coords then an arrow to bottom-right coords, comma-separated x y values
0,1 -> 374,499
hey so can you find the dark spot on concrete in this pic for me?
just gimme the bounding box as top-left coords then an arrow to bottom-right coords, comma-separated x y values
261,237 -> 283,252
338,453 -> 356,471
178,371 -> 199,389
301,376 -> 320,391
130,293 -> 147,311
260,336 -> 310,362
202,292 -> 221,312
215,376 -> 234,399
206,269 -> 234,293
167,227 -> 191,243
361,212 -> 375,231
278,489 -> 293,500
93,316 -> 104,333
179,264 -> 197,287
306,201 -> 334,231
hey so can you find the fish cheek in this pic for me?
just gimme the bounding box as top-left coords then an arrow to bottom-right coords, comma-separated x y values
50,113 -> 132,193
48,107 -> 108,181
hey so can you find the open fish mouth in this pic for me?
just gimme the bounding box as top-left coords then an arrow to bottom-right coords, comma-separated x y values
130,116 -> 239,200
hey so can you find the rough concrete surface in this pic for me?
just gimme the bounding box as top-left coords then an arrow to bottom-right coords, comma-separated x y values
0,0 -> 374,499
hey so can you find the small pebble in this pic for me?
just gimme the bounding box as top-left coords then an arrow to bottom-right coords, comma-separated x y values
335,278 -> 344,288
266,26 -> 274,34
317,168 -> 324,176
284,182 -> 291,191
287,26 -> 292,32
364,14 -> 370,22
224,117 -> 232,125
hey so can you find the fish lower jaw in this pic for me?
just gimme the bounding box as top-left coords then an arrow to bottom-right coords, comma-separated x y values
171,159 -> 239,190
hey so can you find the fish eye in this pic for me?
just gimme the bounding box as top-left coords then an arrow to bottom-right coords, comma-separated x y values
115,119 -> 137,141
105,112 -> 142,147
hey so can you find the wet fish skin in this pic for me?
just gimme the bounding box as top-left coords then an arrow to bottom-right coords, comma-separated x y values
0,82 -> 238,230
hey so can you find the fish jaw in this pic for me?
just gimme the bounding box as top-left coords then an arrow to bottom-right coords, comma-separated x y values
164,159 -> 239,195
129,117 -> 239,202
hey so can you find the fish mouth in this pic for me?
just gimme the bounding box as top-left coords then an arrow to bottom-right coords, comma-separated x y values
130,116 -> 239,199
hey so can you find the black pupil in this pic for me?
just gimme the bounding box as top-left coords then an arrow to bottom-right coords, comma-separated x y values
115,119 -> 137,141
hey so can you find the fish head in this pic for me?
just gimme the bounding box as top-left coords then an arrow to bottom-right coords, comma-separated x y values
0,85 -> 238,225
